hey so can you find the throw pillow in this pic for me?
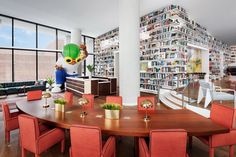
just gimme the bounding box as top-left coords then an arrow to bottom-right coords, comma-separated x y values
34,81 -> 40,86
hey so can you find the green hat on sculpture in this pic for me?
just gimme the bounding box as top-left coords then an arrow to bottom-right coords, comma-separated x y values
63,43 -> 80,59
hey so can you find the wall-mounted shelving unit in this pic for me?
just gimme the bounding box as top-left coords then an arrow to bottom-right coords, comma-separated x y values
230,46 -> 236,64
209,50 -> 221,79
94,28 -> 119,77
94,4 -> 233,94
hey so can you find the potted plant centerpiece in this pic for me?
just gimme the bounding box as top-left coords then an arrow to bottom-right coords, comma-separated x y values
46,76 -> 55,91
102,103 -> 121,120
87,64 -> 95,79
54,98 -> 67,112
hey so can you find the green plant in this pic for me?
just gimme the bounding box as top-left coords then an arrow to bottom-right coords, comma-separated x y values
87,64 -> 95,73
0,84 -> 3,89
195,58 -> 201,65
54,98 -> 67,105
101,103 -> 121,110
46,76 -> 55,86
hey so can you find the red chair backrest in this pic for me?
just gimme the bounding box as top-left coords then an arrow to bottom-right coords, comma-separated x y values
150,129 -> 187,157
210,103 -> 236,129
27,90 -> 42,101
70,125 -> 102,157
138,96 -> 156,111
106,96 -> 122,107
2,102 -> 11,122
64,91 -> 73,106
82,94 -> 94,109
2,103 -> 11,124
18,114 -> 40,153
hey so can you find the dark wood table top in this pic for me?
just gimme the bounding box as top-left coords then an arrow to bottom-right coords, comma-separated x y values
16,99 -> 229,137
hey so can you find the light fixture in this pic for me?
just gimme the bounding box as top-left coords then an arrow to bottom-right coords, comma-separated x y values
42,92 -> 51,108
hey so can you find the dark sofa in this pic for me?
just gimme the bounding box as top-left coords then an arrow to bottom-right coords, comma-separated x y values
0,81 -> 46,96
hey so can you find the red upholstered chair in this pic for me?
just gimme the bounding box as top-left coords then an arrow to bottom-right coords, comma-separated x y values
82,94 -> 94,109
137,96 -> 156,111
70,125 -> 116,157
106,96 -> 122,107
27,90 -> 42,101
18,114 -> 65,157
195,103 -> 236,157
1,103 -> 20,143
64,91 -> 73,106
139,129 -> 189,157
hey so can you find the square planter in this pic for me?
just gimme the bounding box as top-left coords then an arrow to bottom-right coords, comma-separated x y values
105,109 -> 120,120
55,104 -> 65,112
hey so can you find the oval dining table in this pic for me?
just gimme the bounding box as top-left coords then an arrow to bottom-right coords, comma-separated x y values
16,98 -> 229,137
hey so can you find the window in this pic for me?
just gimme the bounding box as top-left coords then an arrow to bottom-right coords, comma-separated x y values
38,51 -> 56,79
85,37 -> 94,65
38,26 -> 56,50
14,50 -> 36,81
14,20 -> 36,48
0,16 -> 12,47
0,14 -> 95,82
86,37 -> 94,54
58,30 -> 70,50
0,49 -> 12,82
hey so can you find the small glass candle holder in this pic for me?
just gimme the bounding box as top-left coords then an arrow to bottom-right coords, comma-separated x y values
141,100 -> 153,122
78,98 -> 89,118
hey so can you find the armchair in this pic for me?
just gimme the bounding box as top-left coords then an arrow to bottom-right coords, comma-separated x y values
18,114 -> 65,157
1,103 -> 20,143
70,125 -> 116,157
195,103 -> 236,157
106,96 -> 122,107
197,80 -> 235,108
139,129 -> 189,157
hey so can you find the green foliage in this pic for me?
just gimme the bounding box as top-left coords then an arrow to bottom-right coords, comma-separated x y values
46,76 -> 55,86
87,64 -> 95,73
101,103 -> 120,110
0,84 -> 3,88
54,98 -> 67,105
195,58 -> 201,65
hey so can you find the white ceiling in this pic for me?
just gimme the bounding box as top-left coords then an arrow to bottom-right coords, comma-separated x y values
0,0 -> 235,45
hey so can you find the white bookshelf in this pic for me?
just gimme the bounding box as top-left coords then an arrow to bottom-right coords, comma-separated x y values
94,28 -> 119,77
230,46 -> 236,63
94,5 -> 231,94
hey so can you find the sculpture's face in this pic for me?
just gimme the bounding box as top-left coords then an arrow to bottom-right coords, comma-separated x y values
64,56 -> 81,65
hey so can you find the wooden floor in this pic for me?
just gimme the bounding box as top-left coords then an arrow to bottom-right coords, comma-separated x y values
0,94 -> 235,157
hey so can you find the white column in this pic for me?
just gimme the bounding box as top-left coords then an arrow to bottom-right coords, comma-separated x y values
70,28 -> 82,75
119,0 -> 140,106
71,29 -> 81,45
202,49 -> 209,81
